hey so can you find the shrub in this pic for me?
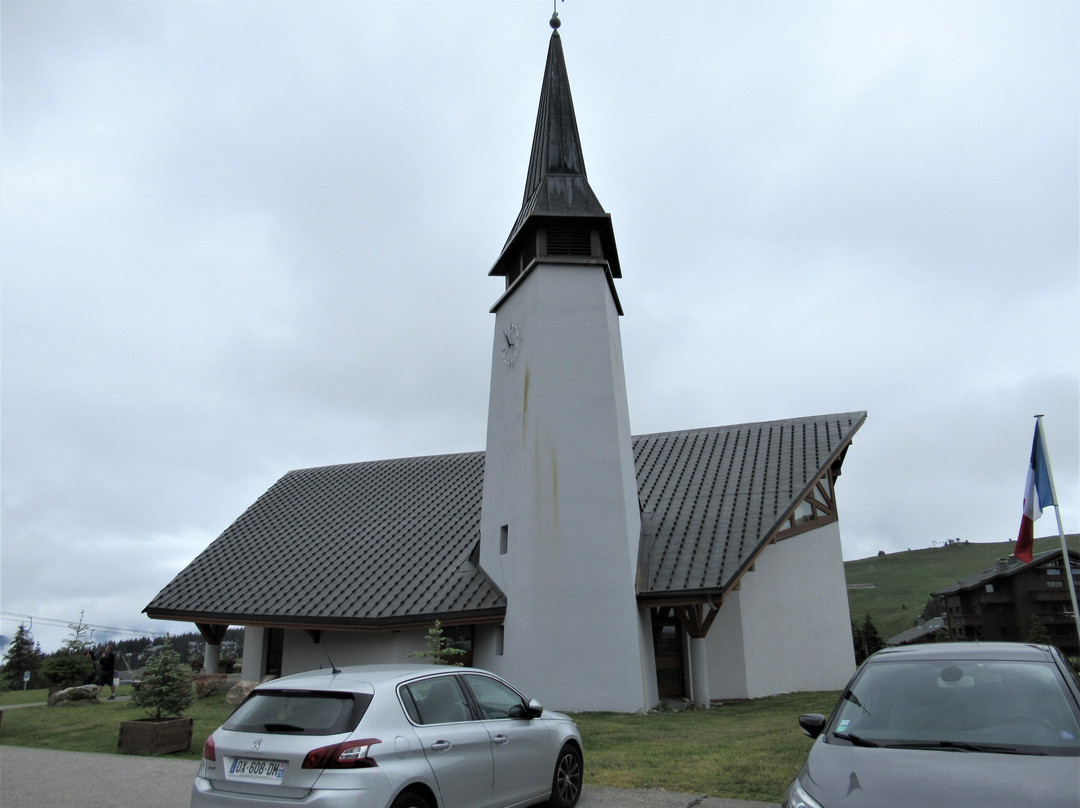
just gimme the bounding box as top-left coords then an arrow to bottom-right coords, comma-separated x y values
41,654 -> 94,690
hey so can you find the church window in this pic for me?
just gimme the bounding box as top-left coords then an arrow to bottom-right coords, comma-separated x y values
775,469 -> 839,540
499,525 -> 509,555
793,500 -> 814,525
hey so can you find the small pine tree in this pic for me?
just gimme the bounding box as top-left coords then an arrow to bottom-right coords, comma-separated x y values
1,624 -> 44,690
134,638 -> 194,720
62,611 -> 94,654
408,620 -> 467,666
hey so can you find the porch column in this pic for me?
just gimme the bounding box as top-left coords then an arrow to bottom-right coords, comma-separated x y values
241,626 -> 265,681
675,603 -> 720,709
203,642 -> 221,675
195,623 -> 229,675
689,637 -> 710,707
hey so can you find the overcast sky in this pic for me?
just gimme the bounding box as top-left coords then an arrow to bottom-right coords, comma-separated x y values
3,1 -> 1077,654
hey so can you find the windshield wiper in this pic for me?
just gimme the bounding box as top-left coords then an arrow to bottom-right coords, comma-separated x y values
262,723 -> 305,733
885,740 -> 1025,754
833,731 -> 881,747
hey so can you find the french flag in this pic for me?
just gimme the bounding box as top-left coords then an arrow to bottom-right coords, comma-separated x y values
1014,421 -> 1055,563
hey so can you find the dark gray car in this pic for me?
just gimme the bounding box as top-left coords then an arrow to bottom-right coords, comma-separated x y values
783,642 -> 1080,808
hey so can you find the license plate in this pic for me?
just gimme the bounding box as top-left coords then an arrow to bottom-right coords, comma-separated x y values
227,757 -> 288,784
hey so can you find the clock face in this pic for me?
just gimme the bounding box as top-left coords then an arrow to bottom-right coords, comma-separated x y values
501,323 -> 520,366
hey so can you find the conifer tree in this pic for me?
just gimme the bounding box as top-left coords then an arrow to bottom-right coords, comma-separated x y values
408,620 -> 467,666
1,624 -> 43,690
134,638 -> 195,720
854,614 -> 885,664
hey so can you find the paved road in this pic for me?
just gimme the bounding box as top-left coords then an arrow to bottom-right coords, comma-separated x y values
0,746 -> 777,808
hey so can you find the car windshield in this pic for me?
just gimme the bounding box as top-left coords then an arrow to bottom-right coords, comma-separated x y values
829,658 -> 1080,756
223,690 -> 371,735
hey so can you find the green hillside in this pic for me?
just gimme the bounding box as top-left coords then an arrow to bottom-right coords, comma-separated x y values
844,535 -> 1078,642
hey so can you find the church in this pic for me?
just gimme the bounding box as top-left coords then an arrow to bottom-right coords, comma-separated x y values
146,17 -> 865,712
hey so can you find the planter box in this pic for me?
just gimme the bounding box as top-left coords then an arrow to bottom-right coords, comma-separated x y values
118,716 -> 193,755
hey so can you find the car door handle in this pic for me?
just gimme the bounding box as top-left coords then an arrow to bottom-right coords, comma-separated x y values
491,734 -> 509,746
430,740 -> 452,752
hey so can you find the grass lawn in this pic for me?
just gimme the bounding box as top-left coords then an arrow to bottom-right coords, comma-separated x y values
574,691 -> 838,802
0,688 -> 836,802
0,687 -> 228,762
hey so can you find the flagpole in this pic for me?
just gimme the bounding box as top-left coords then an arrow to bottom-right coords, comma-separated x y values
1035,415 -> 1080,652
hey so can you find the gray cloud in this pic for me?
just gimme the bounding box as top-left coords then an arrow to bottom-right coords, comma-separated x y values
3,1 -> 1076,652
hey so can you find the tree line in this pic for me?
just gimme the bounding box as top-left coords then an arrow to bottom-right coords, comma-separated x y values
0,617 -> 243,691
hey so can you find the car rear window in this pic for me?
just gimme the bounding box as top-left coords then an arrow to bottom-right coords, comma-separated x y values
223,690 -> 371,736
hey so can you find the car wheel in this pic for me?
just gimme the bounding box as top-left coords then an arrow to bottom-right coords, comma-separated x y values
390,791 -> 431,808
548,743 -> 583,808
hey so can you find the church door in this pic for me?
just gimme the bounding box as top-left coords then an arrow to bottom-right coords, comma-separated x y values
651,608 -> 686,698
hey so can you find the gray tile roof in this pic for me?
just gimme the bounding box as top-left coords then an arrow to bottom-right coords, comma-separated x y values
635,412 -> 866,598
145,411 -> 865,629
145,451 -> 502,629
887,616 -> 947,646
931,547 -> 1078,597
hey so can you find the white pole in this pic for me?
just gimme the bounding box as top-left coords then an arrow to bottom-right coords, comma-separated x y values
1035,416 -> 1080,652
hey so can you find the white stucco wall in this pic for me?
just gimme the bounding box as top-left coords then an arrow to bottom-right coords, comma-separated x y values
479,261 -> 651,712
280,628 -> 431,676
704,597 -> 751,699
706,522 -> 856,699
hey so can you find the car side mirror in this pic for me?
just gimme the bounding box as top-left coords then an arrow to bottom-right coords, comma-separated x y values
798,713 -> 827,739
508,699 -> 543,719
511,698 -> 543,719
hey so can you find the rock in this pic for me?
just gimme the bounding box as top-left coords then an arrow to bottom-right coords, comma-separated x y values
226,680 -> 259,706
48,684 -> 100,706
226,675 -> 276,706
192,673 -> 228,698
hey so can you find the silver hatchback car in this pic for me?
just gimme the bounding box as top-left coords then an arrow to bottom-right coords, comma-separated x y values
191,664 -> 584,808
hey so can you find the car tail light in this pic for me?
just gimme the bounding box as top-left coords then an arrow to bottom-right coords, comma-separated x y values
302,738 -> 380,769
202,735 -> 216,761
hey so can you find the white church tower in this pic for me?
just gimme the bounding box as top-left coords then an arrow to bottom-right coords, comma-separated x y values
477,17 -> 654,712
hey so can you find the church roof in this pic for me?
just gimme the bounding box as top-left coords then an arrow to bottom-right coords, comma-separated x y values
490,26 -> 621,279
144,411 -> 866,630
636,411 -> 866,597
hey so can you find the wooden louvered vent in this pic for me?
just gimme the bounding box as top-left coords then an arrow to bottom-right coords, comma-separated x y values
545,223 -> 594,257
506,224 -> 601,290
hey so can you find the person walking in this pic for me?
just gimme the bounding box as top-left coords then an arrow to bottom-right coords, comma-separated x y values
96,644 -> 117,700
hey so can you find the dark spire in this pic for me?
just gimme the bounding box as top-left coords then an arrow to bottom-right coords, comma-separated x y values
490,25 -> 621,283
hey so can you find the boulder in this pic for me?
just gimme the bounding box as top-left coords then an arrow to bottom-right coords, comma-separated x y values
48,684 -> 99,706
226,675 -> 276,706
192,673 -> 228,698
226,680 -> 259,706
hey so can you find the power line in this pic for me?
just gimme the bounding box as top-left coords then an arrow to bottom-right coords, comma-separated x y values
0,611 -> 164,639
